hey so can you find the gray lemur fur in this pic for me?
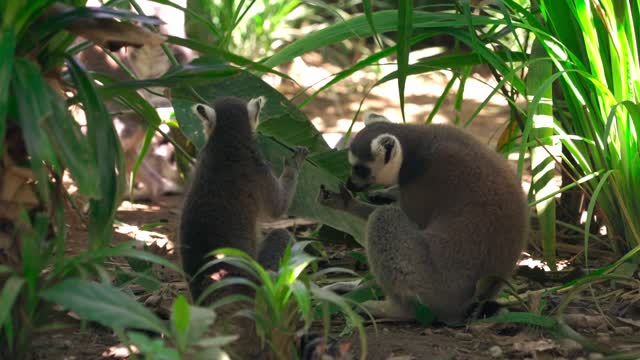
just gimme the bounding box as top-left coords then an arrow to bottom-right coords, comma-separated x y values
178,96 -> 308,358
318,114 -> 528,325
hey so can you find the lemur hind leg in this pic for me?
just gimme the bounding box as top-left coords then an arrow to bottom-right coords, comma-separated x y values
319,186 -> 438,322
360,299 -> 414,321
363,206 -> 439,321
258,228 -> 294,271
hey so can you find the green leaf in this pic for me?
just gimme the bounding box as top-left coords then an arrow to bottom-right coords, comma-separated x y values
186,305 -> 218,343
0,277 -> 25,327
170,67 -> 330,152
18,211 -> 49,295
257,136 -> 366,244
170,67 -> 364,243
81,243 -> 182,274
172,295 -> 190,351
127,331 -> 180,360
409,297 -> 436,326
98,64 -> 240,95
170,96 -> 206,149
0,265 -> 12,274
194,335 -> 238,349
40,278 -> 168,334
11,59 -> 60,201
290,280 -> 312,328
0,29 -> 15,152
396,0 -> 413,123
66,56 -> 124,248
43,85 -> 98,197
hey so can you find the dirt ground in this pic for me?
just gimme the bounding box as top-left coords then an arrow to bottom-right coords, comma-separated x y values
30,55 -> 640,359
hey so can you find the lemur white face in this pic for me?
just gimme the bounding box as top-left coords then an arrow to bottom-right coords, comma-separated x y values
191,103 -> 216,138
348,133 -> 402,190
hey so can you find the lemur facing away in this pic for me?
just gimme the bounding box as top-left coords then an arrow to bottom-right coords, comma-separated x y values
318,114 -> 529,326
178,96 -> 308,358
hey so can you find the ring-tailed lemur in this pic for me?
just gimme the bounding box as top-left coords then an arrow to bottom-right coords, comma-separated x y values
179,96 -> 308,358
318,114 -> 528,325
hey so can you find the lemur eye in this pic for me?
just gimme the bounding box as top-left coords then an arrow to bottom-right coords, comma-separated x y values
352,164 -> 370,178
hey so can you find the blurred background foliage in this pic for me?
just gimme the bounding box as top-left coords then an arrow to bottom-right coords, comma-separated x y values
1,0 -> 639,358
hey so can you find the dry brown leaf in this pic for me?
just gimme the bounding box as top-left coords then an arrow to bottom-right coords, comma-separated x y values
43,2 -> 166,50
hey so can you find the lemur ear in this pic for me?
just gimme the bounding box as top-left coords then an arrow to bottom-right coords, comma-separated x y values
363,112 -> 391,126
371,134 -> 398,164
191,103 -> 216,138
247,96 -> 266,131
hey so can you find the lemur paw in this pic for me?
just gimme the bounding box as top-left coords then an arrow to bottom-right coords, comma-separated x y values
317,184 -> 353,210
285,146 -> 309,170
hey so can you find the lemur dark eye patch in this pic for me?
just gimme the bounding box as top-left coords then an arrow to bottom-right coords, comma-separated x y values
196,105 -> 208,118
352,164 -> 370,178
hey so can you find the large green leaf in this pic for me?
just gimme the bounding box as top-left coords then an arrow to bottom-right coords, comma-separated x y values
171,68 -> 330,153
170,70 -> 365,243
257,136 -> 365,244
40,278 -> 168,334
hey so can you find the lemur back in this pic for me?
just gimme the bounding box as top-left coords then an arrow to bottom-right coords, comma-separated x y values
320,117 -> 528,325
178,96 -> 308,358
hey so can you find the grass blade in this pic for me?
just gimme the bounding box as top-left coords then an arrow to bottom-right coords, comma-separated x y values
0,277 -> 25,327
527,39 -> 558,270
396,0 -> 412,123
300,33 -> 433,108
362,0 -> 382,49
0,29 -> 15,152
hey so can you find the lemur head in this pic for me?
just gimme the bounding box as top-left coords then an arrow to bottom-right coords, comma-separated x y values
346,113 -> 403,192
191,96 -> 266,139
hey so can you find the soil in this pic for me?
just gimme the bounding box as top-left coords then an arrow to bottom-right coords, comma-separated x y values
29,55 -> 640,360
